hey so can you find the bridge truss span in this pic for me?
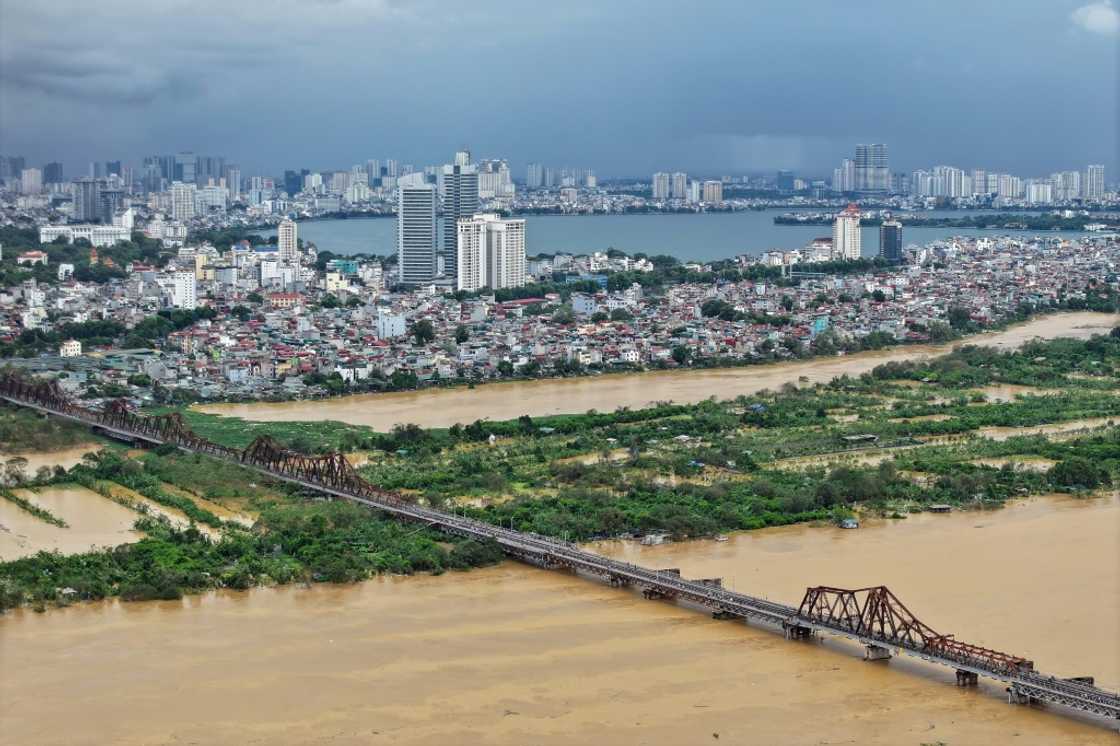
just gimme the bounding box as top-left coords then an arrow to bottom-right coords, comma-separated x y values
0,370 -> 1116,726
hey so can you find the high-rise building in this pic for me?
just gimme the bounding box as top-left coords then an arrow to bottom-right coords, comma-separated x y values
43,162 -> 64,184
20,168 -> 42,194
879,220 -> 903,262
701,180 -> 723,203
397,184 -> 437,285
456,213 -> 527,292
99,186 -> 124,222
1084,165 -> 1105,200
526,163 -> 543,189
170,181 -> 196,221
776,170 -> 795,191
174,152 -> 196,183
224,166 -> 241,199
833,159 -> 855,192
73,177 -> 102,222
442,162 -> 479,279
277,218 -> 299,264
670,172 -> 688,200
172,271 -> 197,310
105,161 -> 122,177
652,172 -> 670,200
832,203 -> 861,260
854,144 -> 889,193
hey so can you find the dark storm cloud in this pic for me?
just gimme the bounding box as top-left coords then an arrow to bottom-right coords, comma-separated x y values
0,0 -> 1115,176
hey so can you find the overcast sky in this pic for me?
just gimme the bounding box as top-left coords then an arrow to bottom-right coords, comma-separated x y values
1,0 -> 1117,178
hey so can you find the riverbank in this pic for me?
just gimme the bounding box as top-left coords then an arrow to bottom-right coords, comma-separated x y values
197,311 -> 1117,431
2,490 -> 1115,745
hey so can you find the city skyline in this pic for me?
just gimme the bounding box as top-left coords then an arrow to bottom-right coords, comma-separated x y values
1,1 -> 1117,176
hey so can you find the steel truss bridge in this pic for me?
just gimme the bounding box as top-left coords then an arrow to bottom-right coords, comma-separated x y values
2,372 -> 1117,725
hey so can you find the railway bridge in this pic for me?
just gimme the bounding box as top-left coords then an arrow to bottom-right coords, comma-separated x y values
1,372 -> 1117,725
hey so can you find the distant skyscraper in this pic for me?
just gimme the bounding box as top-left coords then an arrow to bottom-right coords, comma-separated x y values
776,170 -> 795,191
854,144 -> 889,193
73,177 -> 102,222
170,181 -> 196,221
701,180 -> 723,203
527,163 -> 543,189
652,172 -> 670,200
1085,165 -> 1105,200
670,172 -> 688,200
174,152 -> 196,183
277,218 -> 299,263
105,161 -> 122,177
442,162 -> 479,279
43,162 -> 64,184
456,213 -> 527,292
833,203 -> 861,260
833,159 -> 855,192
879,220 -> 903,262
398,183 -> 437,285
229,166 -> 243,198
20,168 -> 42,194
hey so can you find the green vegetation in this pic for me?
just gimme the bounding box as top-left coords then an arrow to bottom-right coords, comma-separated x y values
0,226 -> 167,288
0,501 -> 503,611
0,404 -> 94,451
72,451 -> 224,527
3,331 -> 1118,611
0,488 -> 68,527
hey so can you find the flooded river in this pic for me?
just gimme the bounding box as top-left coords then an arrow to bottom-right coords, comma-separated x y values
3,493 -> 1117,745
198,312 -> 1117,431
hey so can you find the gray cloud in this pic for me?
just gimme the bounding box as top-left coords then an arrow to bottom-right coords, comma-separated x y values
1,0 -> 1116,177
1071,1 -> 1120,34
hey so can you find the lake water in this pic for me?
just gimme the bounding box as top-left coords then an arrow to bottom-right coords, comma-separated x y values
2,492 -> 1116,744
262,209 -> 1092,261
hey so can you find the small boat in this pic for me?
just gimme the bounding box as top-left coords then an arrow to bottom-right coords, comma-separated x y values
714,535 -> 729,542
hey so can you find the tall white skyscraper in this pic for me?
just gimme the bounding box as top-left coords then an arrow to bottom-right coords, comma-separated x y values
527,163 -> 543,188
442,162 -> 479,279
832,203 -> 861,260
170,181 -> 196,221
398,184 -> 437,285
456,213 -> 526,292
670,172 -> 688,200
1085,165 -> 1105,200
277,218 -> 298,264
652,172 -> 670,200
20,168 -> 42,194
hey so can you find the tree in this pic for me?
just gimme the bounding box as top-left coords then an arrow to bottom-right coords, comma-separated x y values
590,311 -> 609,323
246,292 -> 264,304
455,325 -> 469,344
1049,457 -> 1110,489
411,320 -> 435,345
871,289 -> 886,303
552,306 -> 575,325
610,308 -> 633,321
947,306 -> 973,330
781,295 -> 794,312
671,345 -> 692,364
497,360 -> 515,377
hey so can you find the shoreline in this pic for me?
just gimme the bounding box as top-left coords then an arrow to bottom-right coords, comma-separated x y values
195,310 -> 1118,431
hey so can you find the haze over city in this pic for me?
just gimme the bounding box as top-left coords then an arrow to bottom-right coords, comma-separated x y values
2,0 -> 1118,175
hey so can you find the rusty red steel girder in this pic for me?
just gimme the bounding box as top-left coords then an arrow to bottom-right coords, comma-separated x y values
798,585 -> 1034,675
0,371 -> 405,504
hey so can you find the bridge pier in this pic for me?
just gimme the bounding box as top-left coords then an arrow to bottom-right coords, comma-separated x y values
608,575 -> 630,587
864,644 -> 892,661
955,670 -> 979,687
642,587 -> 674,600
712,610 -> 740,620
1007,684 -> 1037,706
782,622 -> 814,640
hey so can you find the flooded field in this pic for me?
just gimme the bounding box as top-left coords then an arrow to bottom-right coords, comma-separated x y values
198,312 -> 1118,431
0,485 -> 140,560
2,493 -> 1117,745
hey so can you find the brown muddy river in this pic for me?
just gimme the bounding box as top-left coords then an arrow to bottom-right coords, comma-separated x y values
3,493 -> 1117,745
198,312 -> 1118,431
